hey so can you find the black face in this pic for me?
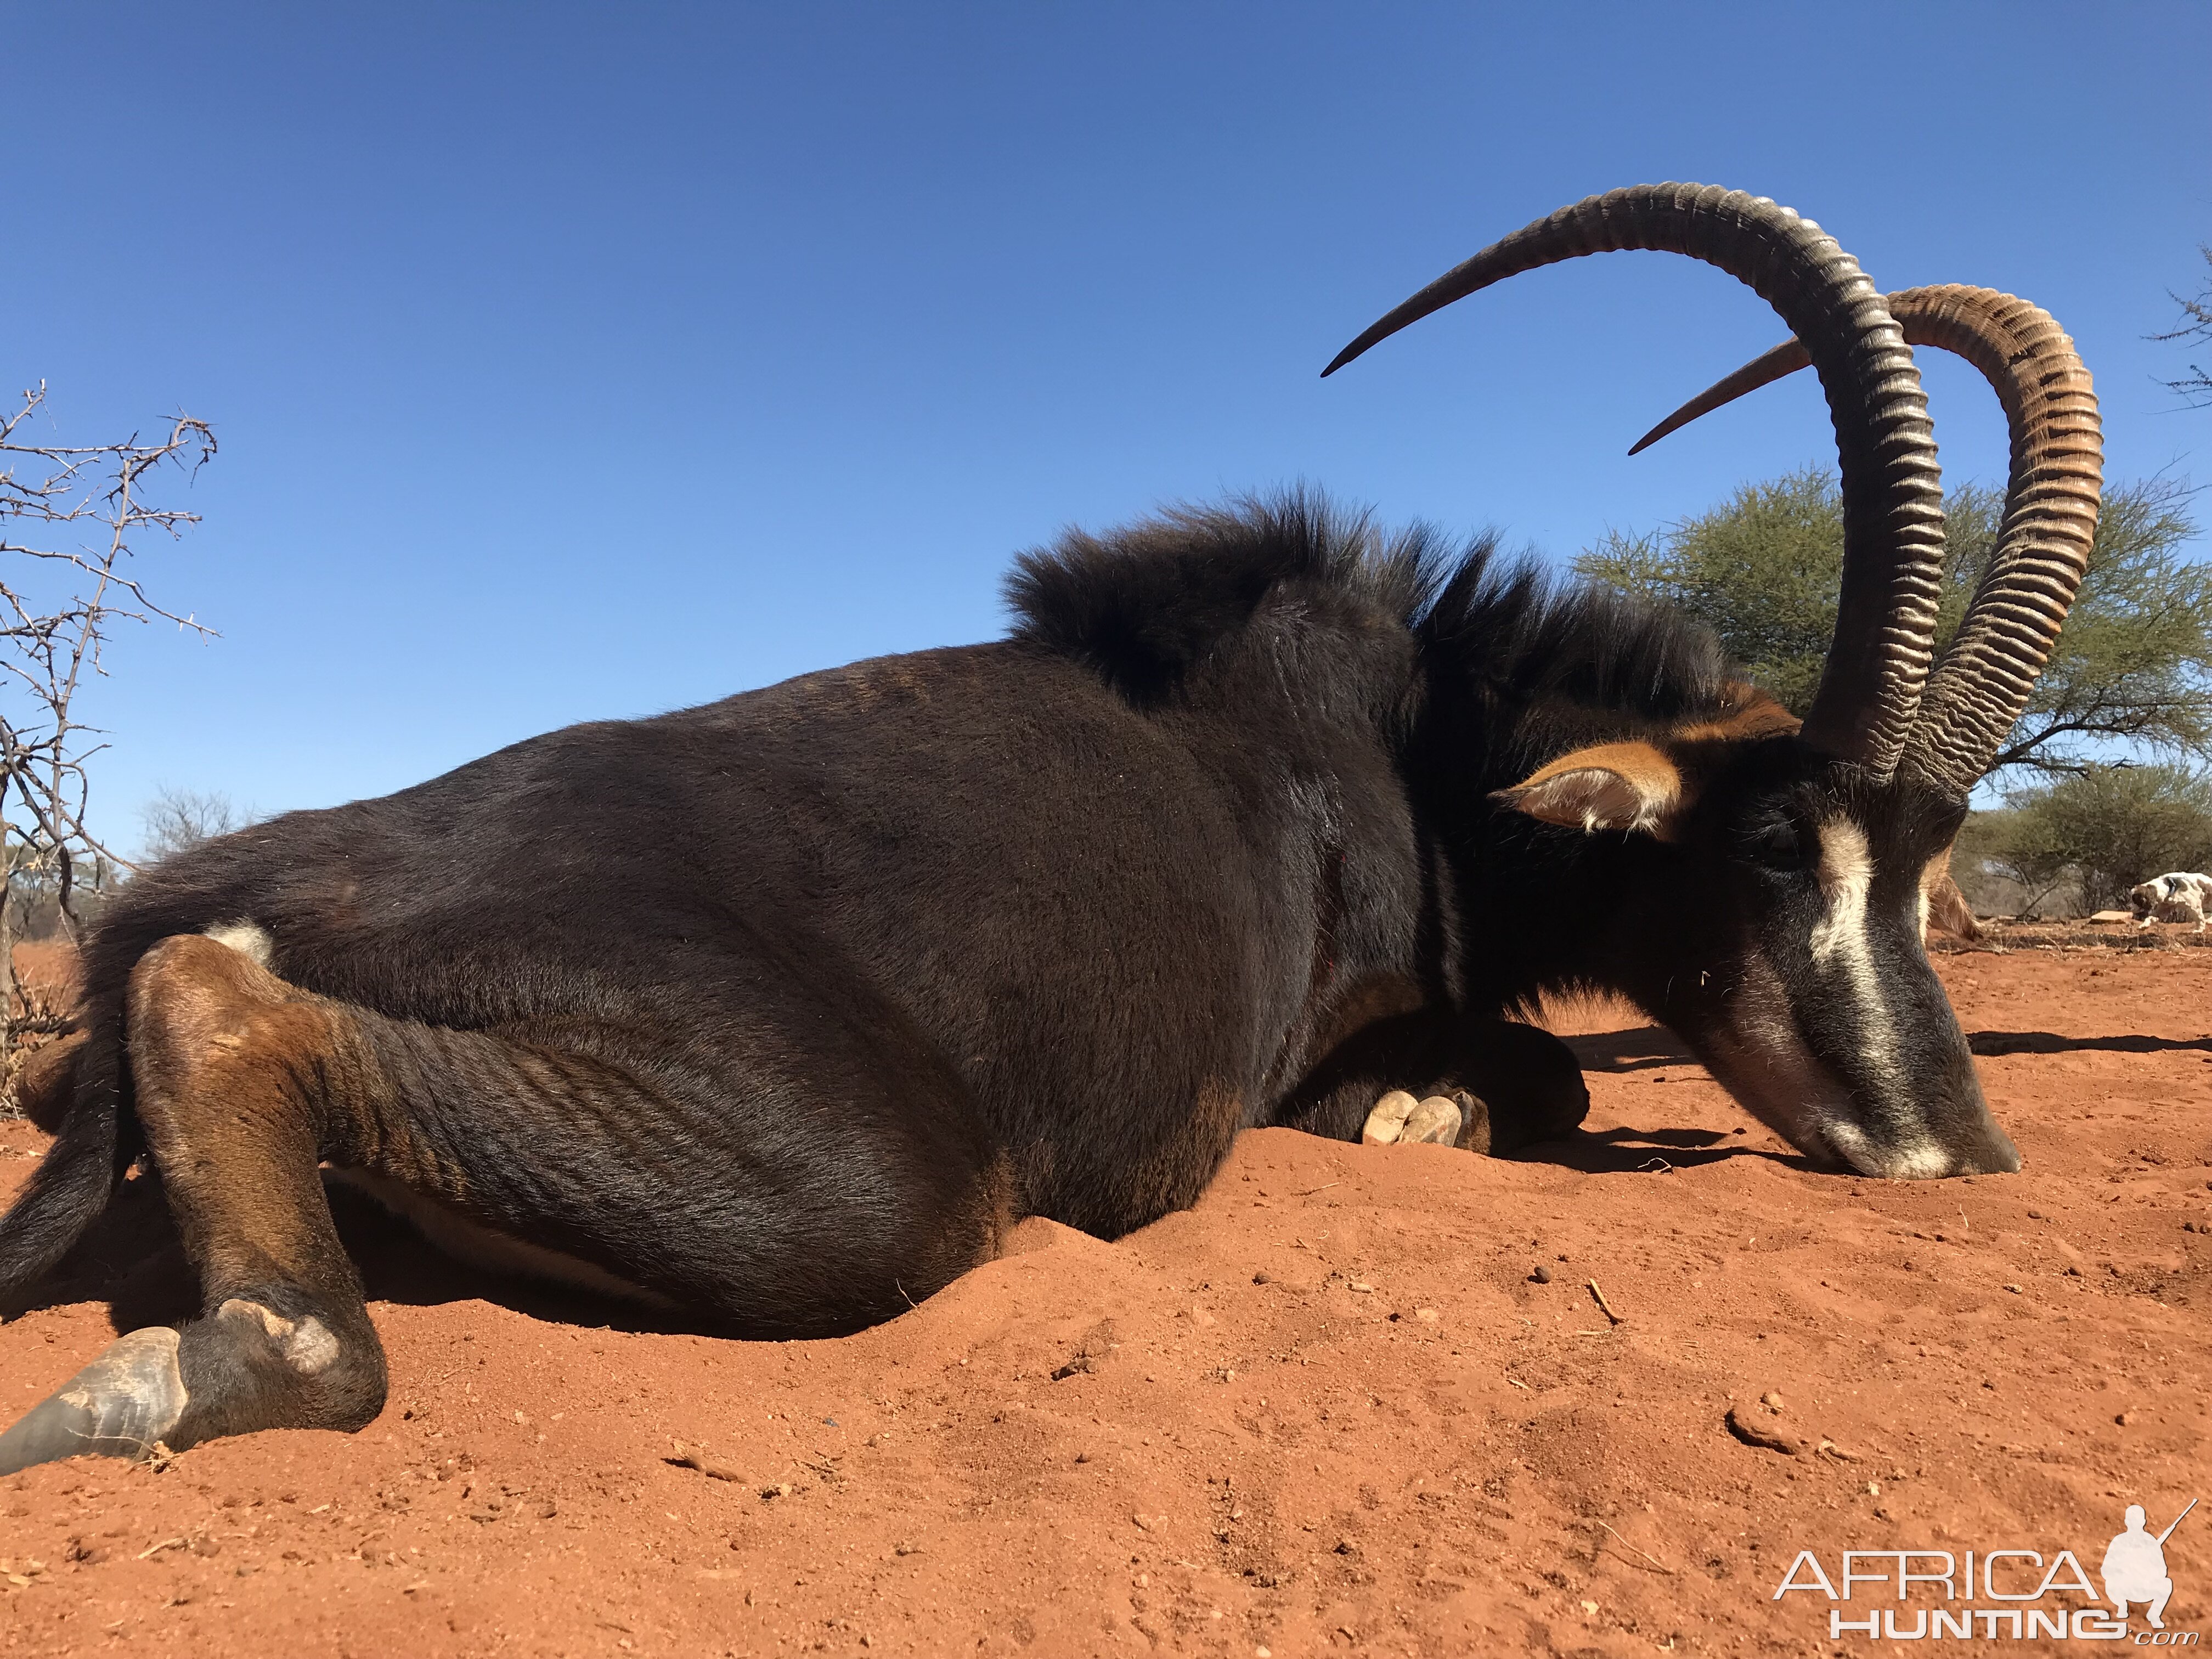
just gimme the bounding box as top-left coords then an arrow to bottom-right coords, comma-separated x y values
1613,745 -> 2020,1178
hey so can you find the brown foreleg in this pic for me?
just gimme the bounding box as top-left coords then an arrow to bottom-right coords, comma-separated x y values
0,933 -> 392,1471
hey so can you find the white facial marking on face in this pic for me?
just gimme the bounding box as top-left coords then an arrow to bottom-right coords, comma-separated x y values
1807,820 -> 1871,968
1805,819 -> 1899,1079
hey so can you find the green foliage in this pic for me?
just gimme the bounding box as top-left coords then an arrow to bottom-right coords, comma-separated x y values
1976,764 -> 2212,914
1576,470 -> 2212,780
1577,467 -> 1841,716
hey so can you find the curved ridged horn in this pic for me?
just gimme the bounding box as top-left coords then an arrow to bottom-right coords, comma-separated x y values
1627,338 -> 1812,456
1325,184 -> 1946,780
1631,285 -> 2103,797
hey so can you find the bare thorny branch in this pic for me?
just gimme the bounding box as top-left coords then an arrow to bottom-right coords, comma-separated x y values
2151,246 -> 2212,409
2,381 -> 215,1085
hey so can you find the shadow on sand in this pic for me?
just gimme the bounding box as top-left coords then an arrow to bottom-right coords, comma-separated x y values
1562,1020 -> 2212,1069
1535,1020 -> 2210,1174
1967,1030 -> 2211,1057
1513,1124 -> 1816,1176
1560,1025 -> 1696,1074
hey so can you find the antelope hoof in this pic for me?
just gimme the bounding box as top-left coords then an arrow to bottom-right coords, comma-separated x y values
0,1327 -> 188,1475
1362,1091 -> 1463,1147
1362,1090 -> 1417,1143
1403,1094 -> 1464,1144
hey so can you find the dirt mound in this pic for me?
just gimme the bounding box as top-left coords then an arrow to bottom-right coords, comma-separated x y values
2,949 -> 2207,1655
1940,917 -> 2210,956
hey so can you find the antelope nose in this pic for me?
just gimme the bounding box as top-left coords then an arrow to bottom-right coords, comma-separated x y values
1949,1116 -> 2022,1176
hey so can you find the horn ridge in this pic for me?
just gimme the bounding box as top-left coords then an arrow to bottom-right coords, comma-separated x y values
1633,283 -> 2102,796
1324,183 -> 1947,779
1895,286 -> 2102,795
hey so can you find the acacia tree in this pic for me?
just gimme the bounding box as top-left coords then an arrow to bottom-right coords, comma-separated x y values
1982,764 -> 2212,914
1,383 -> 215,1069
1577,467 -> 2212,781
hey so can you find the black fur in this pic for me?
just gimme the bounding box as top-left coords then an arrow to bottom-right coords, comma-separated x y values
0,491 -> 1996,1338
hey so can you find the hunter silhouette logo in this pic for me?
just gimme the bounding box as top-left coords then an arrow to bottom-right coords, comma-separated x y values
1774,1497 -> 2199,1641
2106,1501 -> 2194,1630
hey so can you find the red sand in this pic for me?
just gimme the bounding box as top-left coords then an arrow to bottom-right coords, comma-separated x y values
2,945 -> 2207,1655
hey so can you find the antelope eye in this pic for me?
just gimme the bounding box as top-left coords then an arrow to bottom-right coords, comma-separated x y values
1741,817 -> 1809,872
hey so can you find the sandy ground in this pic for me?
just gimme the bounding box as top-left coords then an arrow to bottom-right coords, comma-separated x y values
1,943 -> 2207,1656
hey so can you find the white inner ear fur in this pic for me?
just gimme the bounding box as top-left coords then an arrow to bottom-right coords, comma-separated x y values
1505,768 -> 1678,838
1916,850 -> 1948,946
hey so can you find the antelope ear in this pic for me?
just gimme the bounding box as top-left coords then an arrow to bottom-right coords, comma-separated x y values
1496,741 -> 1687,839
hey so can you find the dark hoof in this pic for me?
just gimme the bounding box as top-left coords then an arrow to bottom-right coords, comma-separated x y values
0,1327 -> 187,1474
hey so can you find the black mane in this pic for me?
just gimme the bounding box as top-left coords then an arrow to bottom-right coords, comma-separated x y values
1005,490 -> 1731,720
1417,534 -> 1731,723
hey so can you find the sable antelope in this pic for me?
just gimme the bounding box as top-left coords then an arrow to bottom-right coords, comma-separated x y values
0,184 -> 2098,1475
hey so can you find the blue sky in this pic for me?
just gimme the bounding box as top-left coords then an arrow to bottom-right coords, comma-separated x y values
7,2 -> 2208,854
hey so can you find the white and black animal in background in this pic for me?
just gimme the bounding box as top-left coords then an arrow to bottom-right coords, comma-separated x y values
0,184 -> 2101,1475
2130,872 -> 2212,933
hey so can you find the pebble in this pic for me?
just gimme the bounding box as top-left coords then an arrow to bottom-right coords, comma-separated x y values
1530,1266 -> 1553,1284
1760,1392 -> 1784,1412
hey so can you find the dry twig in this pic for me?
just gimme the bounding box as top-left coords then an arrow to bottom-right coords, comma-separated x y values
1587,1279 -> 1625,1325
1597,1520 -> 1675,1575
664,1441 -> 746,1483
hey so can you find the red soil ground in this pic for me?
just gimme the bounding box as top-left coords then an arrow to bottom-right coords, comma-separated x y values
1,943 -> 2207,1656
